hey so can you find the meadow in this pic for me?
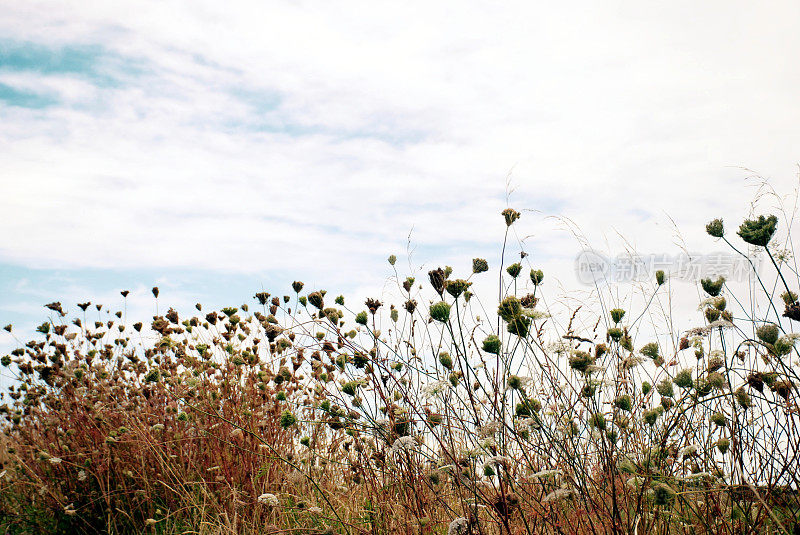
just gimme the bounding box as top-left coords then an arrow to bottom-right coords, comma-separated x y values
1,197 -> 799,534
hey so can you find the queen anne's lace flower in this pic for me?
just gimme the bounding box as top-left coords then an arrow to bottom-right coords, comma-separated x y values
390,436 -> 418,455
258,493 -> 279,506
448,517 -> 469,535
421,380 -> 450,399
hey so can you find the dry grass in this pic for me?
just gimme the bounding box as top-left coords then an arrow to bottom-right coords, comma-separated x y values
1,200 -> 800,534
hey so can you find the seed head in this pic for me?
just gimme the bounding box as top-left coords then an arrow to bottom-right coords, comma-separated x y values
614,395 -> 632,412
610,308 -> 625,324
756,323 -> 779,345
429,301 -> 451,323
482,335 -> 502,355
506,263 -> 522,278
737,215 -> 778,247
445,279 -> 472,299
280,410 -> 297,429
502,208 -> 520,226
472,258 -> 489,274
700,276 -> 725,297
705,218 -> 724,238
674,369 -> 693,389
307,292 -> 324,310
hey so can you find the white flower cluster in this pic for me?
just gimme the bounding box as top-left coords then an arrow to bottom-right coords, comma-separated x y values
390,436 -> 418,455
257,493 -> 279,507
447,517 -> 469,535
421,380 -> 450,399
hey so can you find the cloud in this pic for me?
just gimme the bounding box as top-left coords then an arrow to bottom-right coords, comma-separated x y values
0,0 -> 798,323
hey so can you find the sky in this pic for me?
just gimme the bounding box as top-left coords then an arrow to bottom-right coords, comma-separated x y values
1,1 -> 800,361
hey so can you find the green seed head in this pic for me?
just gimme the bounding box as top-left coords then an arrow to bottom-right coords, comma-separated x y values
429,301 -> 451,323
482,335 -> 502,355
472,258 -> 489,274
280,410 -> 297,429
705,218 -> 724,238
737,215 -> 778,247
506,263 -> 522,278
614,395 -> 632,412
700,276 -> 725,297
711,412 -> 726,427
756,324 -> 780,345
674,369 -> 693,389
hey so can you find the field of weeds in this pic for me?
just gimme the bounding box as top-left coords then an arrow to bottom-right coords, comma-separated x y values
1,202 -> 799,535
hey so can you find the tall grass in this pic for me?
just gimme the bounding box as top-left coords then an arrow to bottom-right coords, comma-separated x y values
1,192 -> 799,534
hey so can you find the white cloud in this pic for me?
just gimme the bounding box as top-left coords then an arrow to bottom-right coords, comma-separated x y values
0,0 -> 798,304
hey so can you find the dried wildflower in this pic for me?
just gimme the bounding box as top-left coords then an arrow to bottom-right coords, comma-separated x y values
734,387 -> 753,408
445,279 -> 472,299
657,379 -> 674,398
756,323 -> 779,345
716,437 -> 730,454
589,412 -> 606,430
280,410 -> 297,429
430,301 -> 451,322
706,218 -> 724,238
700,276 -> 725,297
438,351 -> 453,369
652,482 -> 676,506
707,354 -> 724,372
472,258 -> 489,273
569,351 -> 595,373
614,395 -> 633,412
506,263 -> 522,278
711,412 -> 726,427
482,335 -> 502,355
307,291 -> 324,310
774,336 -> 796,356
499,299 -> 524,325
355,311 -> 368,325
365,298 -> 382,314
152,287 -> 159,298
506,316 -> 531,337
428,268 -> 447,296
530,269 -> 544,285
737,215 -> 778,247
643,408 -> 662,426
388,254 -> 397,266
502,208 -> 520,226
674,369 -> 693,389
655,270 -> 665,286
607,327 -> 623,342
640,342 -> 659,359
610,308 -> 625,324
707,372 -> 726,389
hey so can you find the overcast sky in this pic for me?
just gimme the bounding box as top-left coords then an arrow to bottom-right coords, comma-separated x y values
1,1 -> 799,355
